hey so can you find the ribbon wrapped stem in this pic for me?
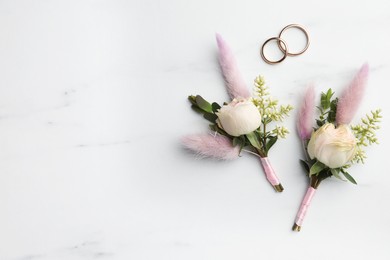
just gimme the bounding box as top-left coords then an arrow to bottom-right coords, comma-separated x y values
292,186 -> 317,231
260,157 -> 283,192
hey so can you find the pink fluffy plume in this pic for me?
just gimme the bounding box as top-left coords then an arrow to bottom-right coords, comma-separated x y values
297,85 -> 316,140
181,133 -> 240,160
216,33 -> 250,99
336,63 -> 369,125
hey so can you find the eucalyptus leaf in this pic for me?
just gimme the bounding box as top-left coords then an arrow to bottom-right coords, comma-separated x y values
309,161 -> 327,176
341,170 -> 357,184
246,132 -> 262,150
195,95 -> 213,113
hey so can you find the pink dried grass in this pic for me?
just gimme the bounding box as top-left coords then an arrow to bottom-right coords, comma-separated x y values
336,63 -> 369,125
297,85 -> 316,140
181,133 -> 240,160
216,33 -> 250,99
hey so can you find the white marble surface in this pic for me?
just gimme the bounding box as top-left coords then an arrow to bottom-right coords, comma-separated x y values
0,0 -> 389,259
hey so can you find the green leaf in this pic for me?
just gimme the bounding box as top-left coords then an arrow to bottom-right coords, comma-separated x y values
330,98 -> 338,110
257,130 -> 267,140
203,112 -> 218,123
246,132 -> 262,150
326,88 -> 333,100
209,124 -> 230,137
300,159 -> 310,174
265,136 -> 278,153
232,137 -> 238,147
321,94 -> 330,110
232,137 -> 242,147
233,136 -> 247,150
327,98 -> 338,123
309,161 -> 327,176
211,102 -> 221,113
191,105 -> 203,114
316,119 -> 324,127
195,95 -> 213,113
209,124 -> 218,132
188,95 -> 197,105
316,106 -> 323,113
241,135 -> 248,146
341,170 -> 357,185
330,168 -> 344,181
320,89 -> 333,110
327,111 -> 336,123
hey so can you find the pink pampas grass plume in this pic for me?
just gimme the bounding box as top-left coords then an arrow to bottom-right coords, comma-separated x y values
336,63 -> 369,125
216,33 -> 250,99
297,85 -> 316,140
181,133 -> 240,160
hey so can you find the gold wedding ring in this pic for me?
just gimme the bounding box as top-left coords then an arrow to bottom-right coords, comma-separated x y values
261,37 -> 288,65
278,24 -> 310,56
260,24 -> 310,64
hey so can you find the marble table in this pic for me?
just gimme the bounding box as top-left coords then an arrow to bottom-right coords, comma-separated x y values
0,0 -> 389,259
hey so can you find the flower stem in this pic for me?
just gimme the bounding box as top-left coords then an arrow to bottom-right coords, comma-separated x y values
310,175 -> 322,189
292,223 -> 301,232
292,185 -> 317,231
273,184 -> 284,192
292,176 -> 323,232
263,122 -> 267,150
301,140 -> 309,161
260,157 -> 283,192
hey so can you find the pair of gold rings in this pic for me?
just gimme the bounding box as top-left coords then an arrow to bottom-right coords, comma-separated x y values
261,24 -> 310,64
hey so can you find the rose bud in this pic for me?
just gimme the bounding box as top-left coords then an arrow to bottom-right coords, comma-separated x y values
307,123 -> 357,168
216,98 -> 262,137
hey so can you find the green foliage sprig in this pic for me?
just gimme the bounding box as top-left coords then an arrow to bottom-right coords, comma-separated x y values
316,88 -> 338,127
351,109 -> 382,163
250,76 -> 293,156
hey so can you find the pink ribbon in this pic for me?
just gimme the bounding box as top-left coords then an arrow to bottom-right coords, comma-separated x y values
295,187 -> 316,226
260,157 -> 280,186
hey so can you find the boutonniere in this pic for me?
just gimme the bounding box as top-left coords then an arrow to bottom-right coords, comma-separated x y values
293,64 -> 382,231
182,34 -> 293,192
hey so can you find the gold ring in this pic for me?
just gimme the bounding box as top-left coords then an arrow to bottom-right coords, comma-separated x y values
261,37 -> 288,65
278,24 -> 310,56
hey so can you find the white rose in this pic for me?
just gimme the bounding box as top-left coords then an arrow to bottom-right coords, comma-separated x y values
216,98 -> 262,137
307,123 -> 357,168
